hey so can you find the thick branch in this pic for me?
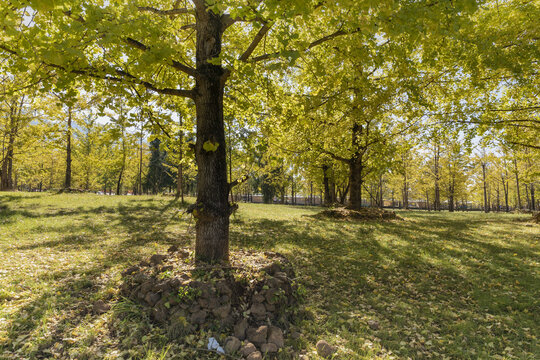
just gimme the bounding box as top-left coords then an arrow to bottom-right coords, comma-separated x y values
250,28 -> 358,63
137,6 -> 191,16
229,175 -> 250,190
124,37 -> 196,77
239,23 -> 272,62
320,148 -> 351,164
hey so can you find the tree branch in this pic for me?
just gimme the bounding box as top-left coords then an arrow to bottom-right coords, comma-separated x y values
239,23 -> 272,62
124,37 -> 196,77
229,175 -> 250,190
249,28 -> 358,63
137,6 -> 191,16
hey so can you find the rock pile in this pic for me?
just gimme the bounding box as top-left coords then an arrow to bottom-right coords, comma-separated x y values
316,207 -> 401,221
120,248 -> 302,358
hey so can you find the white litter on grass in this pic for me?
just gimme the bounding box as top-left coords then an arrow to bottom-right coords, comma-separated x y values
207,337 -> 225,354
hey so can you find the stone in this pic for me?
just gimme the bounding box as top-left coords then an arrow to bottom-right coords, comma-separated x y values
368,320 -> 380,330
223,336 -> 241,354
265,303 -> 275,312
267,326 -> 284,348
267,277 -> 283,289
240,342 -> 257,357
265,288 -> 279,304
212,304 -> 231,319
190,309 -> 207,325
178,249 -> 190,258
133,272 -> 150,284
159,265 -> 174,273
252,293 -> 265,303
316,340 -> 337,359
93,300 -> 110,314
140,280 -> 153,295
122,265 -> 139,276
247,325 -> 268,345
261,343 -> 278,353
263,262 -> 282,275
291,331 -> 301,340
153,281 -> 171,293
250,302 -> 266,320
152,306 -> 168,323
274,271 -> 288,282
144,292 -> 160,307
246,351 -> 262,360
234,318 -> 248,340
150,254 -> 167,266
206,297 -> 220,310
216,281 -> 232,296
198,297 -> 209,308
169,277 -> 182,289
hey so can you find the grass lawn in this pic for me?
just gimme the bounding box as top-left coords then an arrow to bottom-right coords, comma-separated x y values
0,192 -> 538,359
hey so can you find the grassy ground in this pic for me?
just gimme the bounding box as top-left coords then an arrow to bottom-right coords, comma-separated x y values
0,192 -> 538,360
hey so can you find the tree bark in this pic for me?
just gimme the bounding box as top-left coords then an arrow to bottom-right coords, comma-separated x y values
64,106 -> 72,189
176,115 -> 184,202
322,164 -> 332,206
192,7 -> 230,262
513,158 -> 521,210
433,144 -> 441,211
348,155 -> 363,210
531,183 -> 536,211
482,161 -> 489,213
1,101 -> 19,191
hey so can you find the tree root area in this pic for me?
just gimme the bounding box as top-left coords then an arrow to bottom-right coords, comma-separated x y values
119,247 -> 306,358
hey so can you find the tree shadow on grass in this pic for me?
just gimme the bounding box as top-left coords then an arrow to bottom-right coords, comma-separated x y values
230,212 -> 539,358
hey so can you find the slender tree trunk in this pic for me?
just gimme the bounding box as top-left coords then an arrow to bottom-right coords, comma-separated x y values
513,159 -> 521,210
192,7 -> 230,261
137,123 -> 143,195
502,173 -> 509,212
340,181 -> 350,204
348,155 -> 363,210
496,183 -> 500,212
531,184 -> 536,211
482,162 -> 489,213
322,164 -> 332,206
434,145 -> 441,211
402,172 -> 409,210
176,115 -> 184,202
64,106 -> 72,189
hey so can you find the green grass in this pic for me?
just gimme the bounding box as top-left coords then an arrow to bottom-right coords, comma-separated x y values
0,192 -> 538,359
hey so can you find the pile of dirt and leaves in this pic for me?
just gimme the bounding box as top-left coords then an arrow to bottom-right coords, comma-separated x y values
533,212 -> 540,223
117,247 -> 305,359
315,207 -> 401,221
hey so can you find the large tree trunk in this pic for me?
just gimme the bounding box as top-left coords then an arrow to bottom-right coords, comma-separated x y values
1,102 -> 18,191
348,155 -> 363,210
64,106 -> 72,189
192,8 -> 230,262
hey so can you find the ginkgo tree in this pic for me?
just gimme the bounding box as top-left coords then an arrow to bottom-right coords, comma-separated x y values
0,0 -> 483,261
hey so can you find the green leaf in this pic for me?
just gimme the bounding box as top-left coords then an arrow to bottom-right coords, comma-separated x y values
203,140 -> 219,152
